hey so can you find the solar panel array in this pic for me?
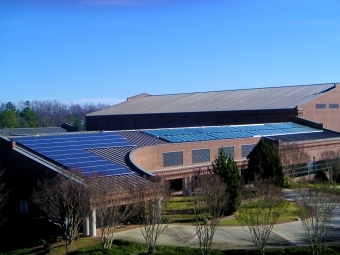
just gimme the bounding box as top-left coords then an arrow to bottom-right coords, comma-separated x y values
13,132 -> 135,177
143,123 -> 321,143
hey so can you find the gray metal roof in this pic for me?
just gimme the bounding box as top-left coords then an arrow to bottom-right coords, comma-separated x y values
267,129 -> 340,143
87,83 -> 337,116
0,123 -> 78,137
0,127 -> 71,137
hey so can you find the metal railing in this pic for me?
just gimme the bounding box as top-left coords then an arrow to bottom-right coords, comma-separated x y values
284,158 -> 340,178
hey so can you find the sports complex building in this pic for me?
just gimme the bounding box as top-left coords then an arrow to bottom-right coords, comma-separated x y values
1,82 -> 340,236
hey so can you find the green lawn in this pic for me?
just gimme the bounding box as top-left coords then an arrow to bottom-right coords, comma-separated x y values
4,240 -> 340,255
220,201 -> 300,226
165,197 -> 300,226
164,196 -> 196,223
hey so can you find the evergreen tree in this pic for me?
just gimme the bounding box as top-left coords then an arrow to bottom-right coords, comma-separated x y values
20,101 -> 37,128
212,148 -> 243,215
0,102 -> 18,128
247,139 -> 284,187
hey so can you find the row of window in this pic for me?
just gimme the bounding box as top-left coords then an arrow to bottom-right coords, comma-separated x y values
316,103 -> 339,109
163,144 -> 256,167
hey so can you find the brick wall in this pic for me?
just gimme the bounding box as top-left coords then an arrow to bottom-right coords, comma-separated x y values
299,85 -> 340,132
130,137 -> 261,172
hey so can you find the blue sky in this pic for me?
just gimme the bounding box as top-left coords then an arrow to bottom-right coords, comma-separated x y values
1,0 -> 339,105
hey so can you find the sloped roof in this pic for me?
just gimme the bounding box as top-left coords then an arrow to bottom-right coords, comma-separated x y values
87,83 -> 337,116
88,130 -> 168,169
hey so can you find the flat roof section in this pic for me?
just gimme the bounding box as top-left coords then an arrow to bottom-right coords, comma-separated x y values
142,122 -> 322,143
267,129 -> 340,143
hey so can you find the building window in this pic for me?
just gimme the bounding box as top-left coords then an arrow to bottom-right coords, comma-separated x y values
316,104 -> 326,109
163,151 -> 183,167
329,103 -> 339,109
241,144 -> 256,158
219,146 -> 234,158
192,149 -> 210,163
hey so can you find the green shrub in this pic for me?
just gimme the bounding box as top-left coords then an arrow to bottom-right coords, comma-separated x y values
247,139 -> 284,187
3,248 -> 32,255
283,175 -> 292,188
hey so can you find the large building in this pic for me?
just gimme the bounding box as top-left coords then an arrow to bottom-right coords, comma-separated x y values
2,82 -> 340,236
2,117 -> 340,235
86,83 -> 340,132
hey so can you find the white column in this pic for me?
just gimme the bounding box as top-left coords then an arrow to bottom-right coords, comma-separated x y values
83,217 -> 89,236
89,210 -> 97,237
182,177 -> 192,196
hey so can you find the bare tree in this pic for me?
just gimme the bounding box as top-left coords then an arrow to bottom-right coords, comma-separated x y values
32,170 -> 91,244
279,143 -> 311,178
320,149 -> 340,183
191,171 -> 228,255
0,167 -> 9,226
89,175 -> 135,249
295,179 -> 340,255
237,175 -> 288,255
133,177 -> 172,255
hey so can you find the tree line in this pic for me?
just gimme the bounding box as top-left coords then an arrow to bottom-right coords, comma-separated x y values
0,100 -> 110,130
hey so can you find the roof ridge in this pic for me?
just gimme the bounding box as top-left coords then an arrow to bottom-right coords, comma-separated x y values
147,82 -> 338,97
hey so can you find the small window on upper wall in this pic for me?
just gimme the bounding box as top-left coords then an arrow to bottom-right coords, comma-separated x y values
241,144 -> 256,158
316,104 -> 326,109
192,149 -> 210,164
163,151 -> 183,167
329,104 -> 339,109
219,146 -> 234,158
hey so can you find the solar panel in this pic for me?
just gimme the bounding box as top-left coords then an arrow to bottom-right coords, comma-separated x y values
232,125 -> 275,132
142,122 -> 322,143
13,132 -> 136,177
210,132 -> 252,139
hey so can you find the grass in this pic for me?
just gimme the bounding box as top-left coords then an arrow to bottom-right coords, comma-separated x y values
164,196 -> 196,223
220,201 -> 300,225
165,197 -> 300,226
4,240 -> 340,255
68,240 -> 225,255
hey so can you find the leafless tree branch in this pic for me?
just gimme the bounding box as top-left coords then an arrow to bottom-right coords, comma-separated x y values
279,143 -> 311,178
191,171 -> 228,255
237,175 -> 288,255
133,177 -> 172,255
0,168 -> 9,226
89,175 -> 136,249
32,169 -> 91,244
295,178 -> 340,255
